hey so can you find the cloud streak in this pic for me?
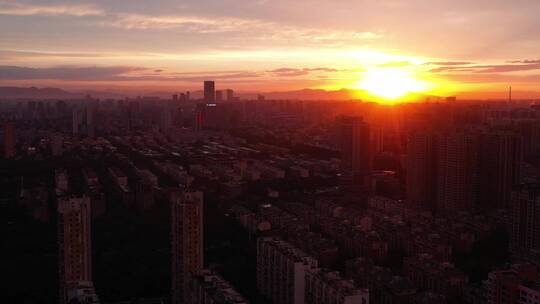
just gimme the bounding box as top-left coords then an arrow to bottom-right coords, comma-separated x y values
268,67 -> 339,77
0,65 -> 262,82
99,13 -> 381,46
0,65 -> 144,80
0,50 -> 107,60
103,14 -> 262,33
0,1 -> 104,16
427,61 -> 474,66
429,61 -> 540,73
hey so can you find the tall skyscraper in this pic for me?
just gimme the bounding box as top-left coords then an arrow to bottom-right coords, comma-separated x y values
406,131 -> 438,211
336,116 -> 372,190
58,196 -> 93,304
436,131 -> 479,213
171,191 -> 203,304
204,81 -> 215,103
3,122 -> 15,158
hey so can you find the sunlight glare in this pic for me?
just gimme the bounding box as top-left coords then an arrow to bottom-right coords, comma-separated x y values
358,67 -> 430,100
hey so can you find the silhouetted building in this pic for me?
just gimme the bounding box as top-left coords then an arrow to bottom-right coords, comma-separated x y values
58,196 -> 93,304
86,105 -> 95,137
191,269 -> 249,304
510,183 -> 540,257
403,254 -> 468,298
216,90 -> 223,102
52,134 -> 63,156
437,131 -> 479,213
305,269 -> 369,304
337,116 -> 372,190
3,121 -> 15,158
204,81 -> 215,103
486,263 -> 539,304
226,89 -> 234,102
72,105 -> 95,137
257,237 -> 318,304
195,104 -> 205,131
478,131 -> 522,210
171,191 -> 203,304
406,131 -> 438,211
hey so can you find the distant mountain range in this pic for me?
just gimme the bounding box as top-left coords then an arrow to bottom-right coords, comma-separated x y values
241,88 -> 360,100
0,86 -> 81,99
0,87 -> 126,100
0,86 -> 440,101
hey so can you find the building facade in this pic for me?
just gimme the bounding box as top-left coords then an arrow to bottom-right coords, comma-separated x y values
257,237 -> 318,304
171,191 -> 204,304
58,196 -> 93,304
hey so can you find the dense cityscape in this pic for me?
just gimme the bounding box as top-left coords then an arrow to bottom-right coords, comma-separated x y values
3,1 -> 540,304
3,79 -> 540,304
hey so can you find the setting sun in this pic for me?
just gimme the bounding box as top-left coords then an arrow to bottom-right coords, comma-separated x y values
357,67 -> 431,101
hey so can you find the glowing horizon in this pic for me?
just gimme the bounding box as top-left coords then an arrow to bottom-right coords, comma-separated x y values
1,1 -> 540,99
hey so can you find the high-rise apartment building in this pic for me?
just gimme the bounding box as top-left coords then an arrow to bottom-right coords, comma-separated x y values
58,196 -> 93,304
3,121 -> 15,158
171,191 -> 204,304
486,264 -> 539,304
72,108 -> 81,135
406,131 -> 438,211
52,134 -> 63,157
216,90 -> 223,102
226,89 -> 234,102
191,269 -> 249,304
160,104 -> 173,131
436,131 -> 479,213
257,237 -> 318,304
510,183 -> 540,257
72,105 -> 95,137
336,116 -> 372,190
478,131 -> 522,209
305,269 -> 369,304
204,81 -> 215,103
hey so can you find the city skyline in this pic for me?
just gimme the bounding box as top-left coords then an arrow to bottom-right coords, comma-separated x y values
5,2 -> 540,304
0,0 -> 540,99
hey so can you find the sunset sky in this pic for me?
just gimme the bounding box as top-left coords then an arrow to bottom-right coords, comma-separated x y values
1,0 -> 539,98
